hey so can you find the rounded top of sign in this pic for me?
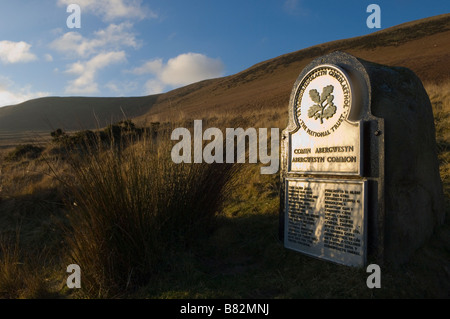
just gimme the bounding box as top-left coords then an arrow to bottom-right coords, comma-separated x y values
294,64 -> 352,136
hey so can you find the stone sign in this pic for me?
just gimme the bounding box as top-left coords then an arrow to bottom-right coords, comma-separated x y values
280,51 -> 445,266
289,64 -> 362,175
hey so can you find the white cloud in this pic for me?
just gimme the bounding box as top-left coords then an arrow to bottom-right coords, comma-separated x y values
0,41 -> 38,64
57,0 -> 157,21
105,82 -> 120,93
50,22 -> 139,58
144,79 -> 166,95
0,76 -> 50,107
51,22 -> 139,95
132,53 -> 225,94
45,54 -> 54,62
65,51 -> 126,94
161,53 -> 225,86
129,59 -> 163,75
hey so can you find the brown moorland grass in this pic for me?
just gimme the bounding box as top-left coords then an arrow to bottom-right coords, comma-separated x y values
0,78 -> 448,299
53,134 -> 236,298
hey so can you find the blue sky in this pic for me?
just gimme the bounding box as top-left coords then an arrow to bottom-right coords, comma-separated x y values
0,0 -> 448,107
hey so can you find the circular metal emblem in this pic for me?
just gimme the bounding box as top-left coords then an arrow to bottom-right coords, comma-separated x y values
294,65 -> 352,137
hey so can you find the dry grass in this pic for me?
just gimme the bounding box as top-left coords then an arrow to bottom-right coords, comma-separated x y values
0,231 -> 59,299
0,79 -> 448,299
425,81 -> 450,136
425,81 -> 450,206
53,134 -> 235,298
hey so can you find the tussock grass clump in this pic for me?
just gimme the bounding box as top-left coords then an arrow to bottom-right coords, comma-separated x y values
62,137 -> 234,297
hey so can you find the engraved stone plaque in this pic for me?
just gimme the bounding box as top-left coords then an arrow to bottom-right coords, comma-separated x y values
289,65 -> 362,175
284,178 -> 367,267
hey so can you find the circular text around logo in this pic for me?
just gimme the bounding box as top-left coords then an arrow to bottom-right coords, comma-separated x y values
295,65 -> 352,137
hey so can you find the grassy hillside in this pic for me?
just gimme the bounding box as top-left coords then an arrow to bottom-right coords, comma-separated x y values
0,95 -> 159,140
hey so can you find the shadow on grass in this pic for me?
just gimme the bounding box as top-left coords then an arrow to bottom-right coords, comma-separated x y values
139,206 -> 450,299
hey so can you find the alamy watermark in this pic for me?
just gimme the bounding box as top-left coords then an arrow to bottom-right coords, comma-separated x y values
66,264 -> 81,289
366,4 -> 381,29
171,120 -> 279,174
366,264 -> 381,288
66,4 -> 81,29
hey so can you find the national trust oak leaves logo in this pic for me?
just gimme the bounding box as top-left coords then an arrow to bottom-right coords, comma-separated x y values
307,85 -> 336,124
